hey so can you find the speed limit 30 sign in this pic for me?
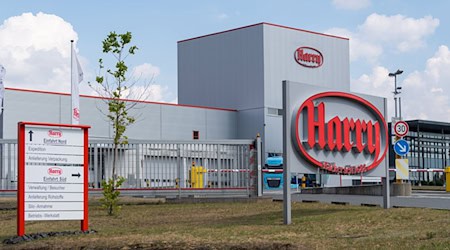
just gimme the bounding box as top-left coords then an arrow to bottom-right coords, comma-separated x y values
394,120 -> 409,137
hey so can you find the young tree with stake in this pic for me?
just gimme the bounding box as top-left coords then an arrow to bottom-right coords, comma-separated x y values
91,31 -> 151,215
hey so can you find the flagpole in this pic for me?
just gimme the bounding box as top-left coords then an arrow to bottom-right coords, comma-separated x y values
70,40 -> 74,124
70,40 -> 83,125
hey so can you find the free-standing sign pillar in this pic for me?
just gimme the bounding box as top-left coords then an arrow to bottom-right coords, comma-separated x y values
383,99 -> 390,209
282,81 -> 291,225
17,122 -> 90,236
256,135 -> 263,197
282,80 -> 390,225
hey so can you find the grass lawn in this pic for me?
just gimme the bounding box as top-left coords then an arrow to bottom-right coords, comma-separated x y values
1,197 -> 449,249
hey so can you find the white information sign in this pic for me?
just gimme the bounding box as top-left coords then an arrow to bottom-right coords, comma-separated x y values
24,126 -> 85,221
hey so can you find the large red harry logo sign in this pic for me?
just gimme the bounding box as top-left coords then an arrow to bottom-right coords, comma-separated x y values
294,47 -> 323,68
294,92 -> 388,174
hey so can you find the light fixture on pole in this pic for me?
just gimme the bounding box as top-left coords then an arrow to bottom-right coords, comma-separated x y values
389,69 -> 403,119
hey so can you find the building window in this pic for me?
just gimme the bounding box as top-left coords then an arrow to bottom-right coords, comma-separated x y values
193,130 -> 199,140
268,108 -> 283,116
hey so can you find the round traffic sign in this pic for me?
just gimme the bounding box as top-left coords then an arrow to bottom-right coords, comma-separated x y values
394,121 -> 409,137
394,139 -> 410,156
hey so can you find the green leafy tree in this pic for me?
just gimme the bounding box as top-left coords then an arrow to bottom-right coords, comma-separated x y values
99,176 -> 125,215
90,31 -> 151,215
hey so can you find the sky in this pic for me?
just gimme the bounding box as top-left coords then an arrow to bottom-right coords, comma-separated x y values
1,0 -> 450,122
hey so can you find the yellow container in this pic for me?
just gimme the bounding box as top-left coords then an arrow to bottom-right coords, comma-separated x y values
445,167 -> 450,192
190,166 -> 207,188
301,176 -> 306,188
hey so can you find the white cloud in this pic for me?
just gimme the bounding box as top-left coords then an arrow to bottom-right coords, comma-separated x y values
351,46 -> 450,122
359,14 -> 439,52
168,97 -> 178,104
325,14 -> 439,64
431,87 -> 443,93
122,84 -> 172,103
0,12 -> 78,92
332,0 -> 371,10
132,63 -> 160,80
352,66 -> 394,115
325,27 -> 382,63
0,13 -> 174,103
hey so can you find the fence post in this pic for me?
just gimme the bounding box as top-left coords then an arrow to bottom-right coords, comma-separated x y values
177,144 -> 181,198
256,135 -> 262,197
8,143 -> 13,189
93,144 -> 99,188
135,143 -> 141,188
217,144 -> 222,189
0,143 -> 3,189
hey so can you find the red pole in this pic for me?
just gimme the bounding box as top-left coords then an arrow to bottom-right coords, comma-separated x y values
81,128 -> 89,231
17,123 -> 25,236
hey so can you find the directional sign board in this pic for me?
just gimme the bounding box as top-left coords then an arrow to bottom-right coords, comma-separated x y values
17,122 -> 90,236
394,120 -> 409,137
394,139 -> 410,156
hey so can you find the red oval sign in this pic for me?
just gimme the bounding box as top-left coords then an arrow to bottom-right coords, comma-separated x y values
48,167 -> 63,176
294,47 -> 323,68
294,92 -> 388,174
48,129 -> 62,138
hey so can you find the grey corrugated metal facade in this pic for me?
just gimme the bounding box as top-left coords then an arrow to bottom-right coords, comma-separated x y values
1,23 -> 350,155
2,89 -> 238,140
178,23 -> 350,155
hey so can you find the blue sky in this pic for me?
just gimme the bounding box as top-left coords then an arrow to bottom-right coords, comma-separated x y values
1,0 -> 450,121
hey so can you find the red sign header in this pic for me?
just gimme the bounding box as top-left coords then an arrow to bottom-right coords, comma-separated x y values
295,92 -> 388,174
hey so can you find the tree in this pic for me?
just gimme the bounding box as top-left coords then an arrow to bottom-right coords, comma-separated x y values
90,31 -> 148,215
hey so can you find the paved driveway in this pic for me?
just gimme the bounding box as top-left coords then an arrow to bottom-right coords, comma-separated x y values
267,190 -> 450,210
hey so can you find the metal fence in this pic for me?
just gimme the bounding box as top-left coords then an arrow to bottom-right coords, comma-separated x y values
0,139 -> 18,190
1,139 -> 258,197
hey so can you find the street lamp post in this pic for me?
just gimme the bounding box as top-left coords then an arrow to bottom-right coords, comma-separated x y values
389,69 -> 404,186
389,69 -> 403,119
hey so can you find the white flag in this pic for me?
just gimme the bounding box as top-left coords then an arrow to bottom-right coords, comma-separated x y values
71,44 -> 83,125
0,64 -> 5,116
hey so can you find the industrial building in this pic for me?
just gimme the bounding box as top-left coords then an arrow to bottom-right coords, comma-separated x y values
389,120 -> 450,185
2,22 -> 350,159
1,88 -> 238,141
2,22 -> 444,191
0,23 -> 354,191
178,22 -> 350,156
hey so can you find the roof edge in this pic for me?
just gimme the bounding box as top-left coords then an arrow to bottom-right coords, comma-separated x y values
177,22 -> 349,43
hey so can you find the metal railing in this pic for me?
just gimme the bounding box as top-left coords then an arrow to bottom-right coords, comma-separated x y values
0,140 -> 18,190
1,139 -> 258,197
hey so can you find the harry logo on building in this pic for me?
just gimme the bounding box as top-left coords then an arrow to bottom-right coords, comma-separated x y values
294,47 -> 323,68
294,92 -> 388,174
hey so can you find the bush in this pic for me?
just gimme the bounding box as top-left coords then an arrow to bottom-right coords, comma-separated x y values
100,176 -> 125,216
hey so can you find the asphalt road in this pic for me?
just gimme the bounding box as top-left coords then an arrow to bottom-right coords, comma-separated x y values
267,190 -> 450,210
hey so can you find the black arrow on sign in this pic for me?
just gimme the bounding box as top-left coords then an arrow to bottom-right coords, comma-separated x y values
72,173 -> 81,178
28,130 -> 34,141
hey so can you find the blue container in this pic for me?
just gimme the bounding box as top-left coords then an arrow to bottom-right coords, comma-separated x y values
263,172 -> 283,189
